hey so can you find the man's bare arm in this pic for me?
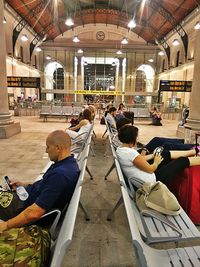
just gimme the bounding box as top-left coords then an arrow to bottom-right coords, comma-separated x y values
0,203 -> 46,232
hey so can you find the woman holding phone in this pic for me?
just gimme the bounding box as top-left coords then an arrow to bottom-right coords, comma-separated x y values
116,124 -> 200,188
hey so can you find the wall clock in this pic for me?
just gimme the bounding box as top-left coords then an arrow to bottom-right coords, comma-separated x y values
96,31 -> 105,41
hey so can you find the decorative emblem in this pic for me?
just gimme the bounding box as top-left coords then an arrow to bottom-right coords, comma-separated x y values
96,31 -> 105,41
0,191 -> 13,208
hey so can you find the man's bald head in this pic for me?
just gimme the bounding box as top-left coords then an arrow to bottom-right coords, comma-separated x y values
46,130 -> 71,161
47,130 -> 71,148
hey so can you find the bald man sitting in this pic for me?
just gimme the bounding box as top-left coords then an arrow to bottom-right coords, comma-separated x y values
0,130 -> 80,233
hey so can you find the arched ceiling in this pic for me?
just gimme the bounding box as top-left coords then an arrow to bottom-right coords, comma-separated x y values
5,0 -> 199,44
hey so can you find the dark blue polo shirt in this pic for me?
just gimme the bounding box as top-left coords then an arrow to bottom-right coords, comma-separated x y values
24,155 -> 80,211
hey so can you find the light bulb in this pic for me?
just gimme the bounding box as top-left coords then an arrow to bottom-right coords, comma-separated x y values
65,18 -> 74,26
128,19 -> 136,29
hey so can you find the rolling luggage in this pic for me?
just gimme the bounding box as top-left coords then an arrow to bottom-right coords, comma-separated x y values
167,166 -> 200,224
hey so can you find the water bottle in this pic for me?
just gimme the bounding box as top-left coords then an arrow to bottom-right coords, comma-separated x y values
16,186 -> 29,201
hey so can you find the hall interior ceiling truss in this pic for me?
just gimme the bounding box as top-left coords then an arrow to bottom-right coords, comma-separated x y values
5,0 -> 199,44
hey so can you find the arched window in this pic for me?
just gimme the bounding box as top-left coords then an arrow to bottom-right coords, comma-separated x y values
136,64 -> 155,93
44,61 -> 64,100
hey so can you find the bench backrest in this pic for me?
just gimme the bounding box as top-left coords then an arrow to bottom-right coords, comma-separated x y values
51,106 -> 62,114
50,158 -> 87,267
40,106 -> 51,113
129,107 -> 150,118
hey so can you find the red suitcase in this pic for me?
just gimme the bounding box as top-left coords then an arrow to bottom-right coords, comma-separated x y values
167,166 -> 200,224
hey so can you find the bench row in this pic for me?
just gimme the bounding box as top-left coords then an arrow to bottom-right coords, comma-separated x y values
104,120 -> 200,266
40,106 -> 83,121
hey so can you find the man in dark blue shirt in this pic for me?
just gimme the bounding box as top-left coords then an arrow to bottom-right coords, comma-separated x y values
0,130 -> 80,233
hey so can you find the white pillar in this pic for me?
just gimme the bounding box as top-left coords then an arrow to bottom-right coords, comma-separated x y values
182,29 -> 200,142
0,0 -> 21,138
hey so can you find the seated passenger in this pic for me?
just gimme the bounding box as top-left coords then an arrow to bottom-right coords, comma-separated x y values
0,130 -> 80,233
88,105 -> 96,121
65,108 -> 92,139
106,107 -> 117,129
116,103 -> 126,122
150,107 -> 162,126
116,125 -> 200,188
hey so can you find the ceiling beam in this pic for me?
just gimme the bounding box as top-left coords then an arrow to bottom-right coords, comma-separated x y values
149,0 -> 188,58
12,0 -> 47,54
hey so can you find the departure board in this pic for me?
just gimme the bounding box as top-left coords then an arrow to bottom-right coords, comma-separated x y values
7,77 -> 40,88
159,80 -> 192,92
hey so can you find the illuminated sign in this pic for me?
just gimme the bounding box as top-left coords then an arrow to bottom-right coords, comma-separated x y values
7,77 -> 40,88
74,90 -> 123,95
159,80 -> 192,92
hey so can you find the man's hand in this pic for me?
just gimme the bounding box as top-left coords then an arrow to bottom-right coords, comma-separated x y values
10,180 -> 24,190
0,221 -> 8,233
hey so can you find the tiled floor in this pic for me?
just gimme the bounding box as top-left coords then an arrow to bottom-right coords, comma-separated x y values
0,115 -> 199,267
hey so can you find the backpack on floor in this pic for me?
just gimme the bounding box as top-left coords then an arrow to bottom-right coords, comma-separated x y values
0,225 -> 51,267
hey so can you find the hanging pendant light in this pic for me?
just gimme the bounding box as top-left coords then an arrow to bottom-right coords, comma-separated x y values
116,50 -> 122,55
35,47 -> 42,52
194,21 -> 200,30
73,36 -> 80,43
21,34 -> 28,42
121,37 -> 128,44
172,39 -> 179,46
65,18 -> 74,26
128,19 -> 136,29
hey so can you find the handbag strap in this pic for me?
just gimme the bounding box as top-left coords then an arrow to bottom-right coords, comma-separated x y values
144,197 -> 181,216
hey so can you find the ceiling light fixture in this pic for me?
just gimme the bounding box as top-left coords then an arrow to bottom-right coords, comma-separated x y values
194,21 -> 200,30
65,18 -> 74,26
46,55 -> 51,60
121,37 -> 128,44
128,19 -> 136,29
77,49 -> 83,53
148,58 -> 154,62
116,50 -> 122,55
21,34 -> 28,42
172,39 -> 179,46
158,51 -> 164,56
3,17 -> 7,24
35,47 -> 42,52
73,35 -> 80,43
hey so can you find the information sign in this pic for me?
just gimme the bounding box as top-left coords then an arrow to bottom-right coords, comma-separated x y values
7,77 -> 40,88
159,80 -> 192,92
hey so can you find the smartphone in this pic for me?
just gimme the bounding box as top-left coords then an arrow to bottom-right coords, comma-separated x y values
3,176 -> 12,190
155,147 -> 163,156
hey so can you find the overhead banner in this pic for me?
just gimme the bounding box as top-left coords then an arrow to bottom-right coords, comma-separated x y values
159,80 -> 192,92
74,90 -> 124,95
7,77 -> 40,88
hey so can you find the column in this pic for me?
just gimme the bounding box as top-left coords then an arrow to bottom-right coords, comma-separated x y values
182,29 -> 200,142
0,0 -> 21,138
